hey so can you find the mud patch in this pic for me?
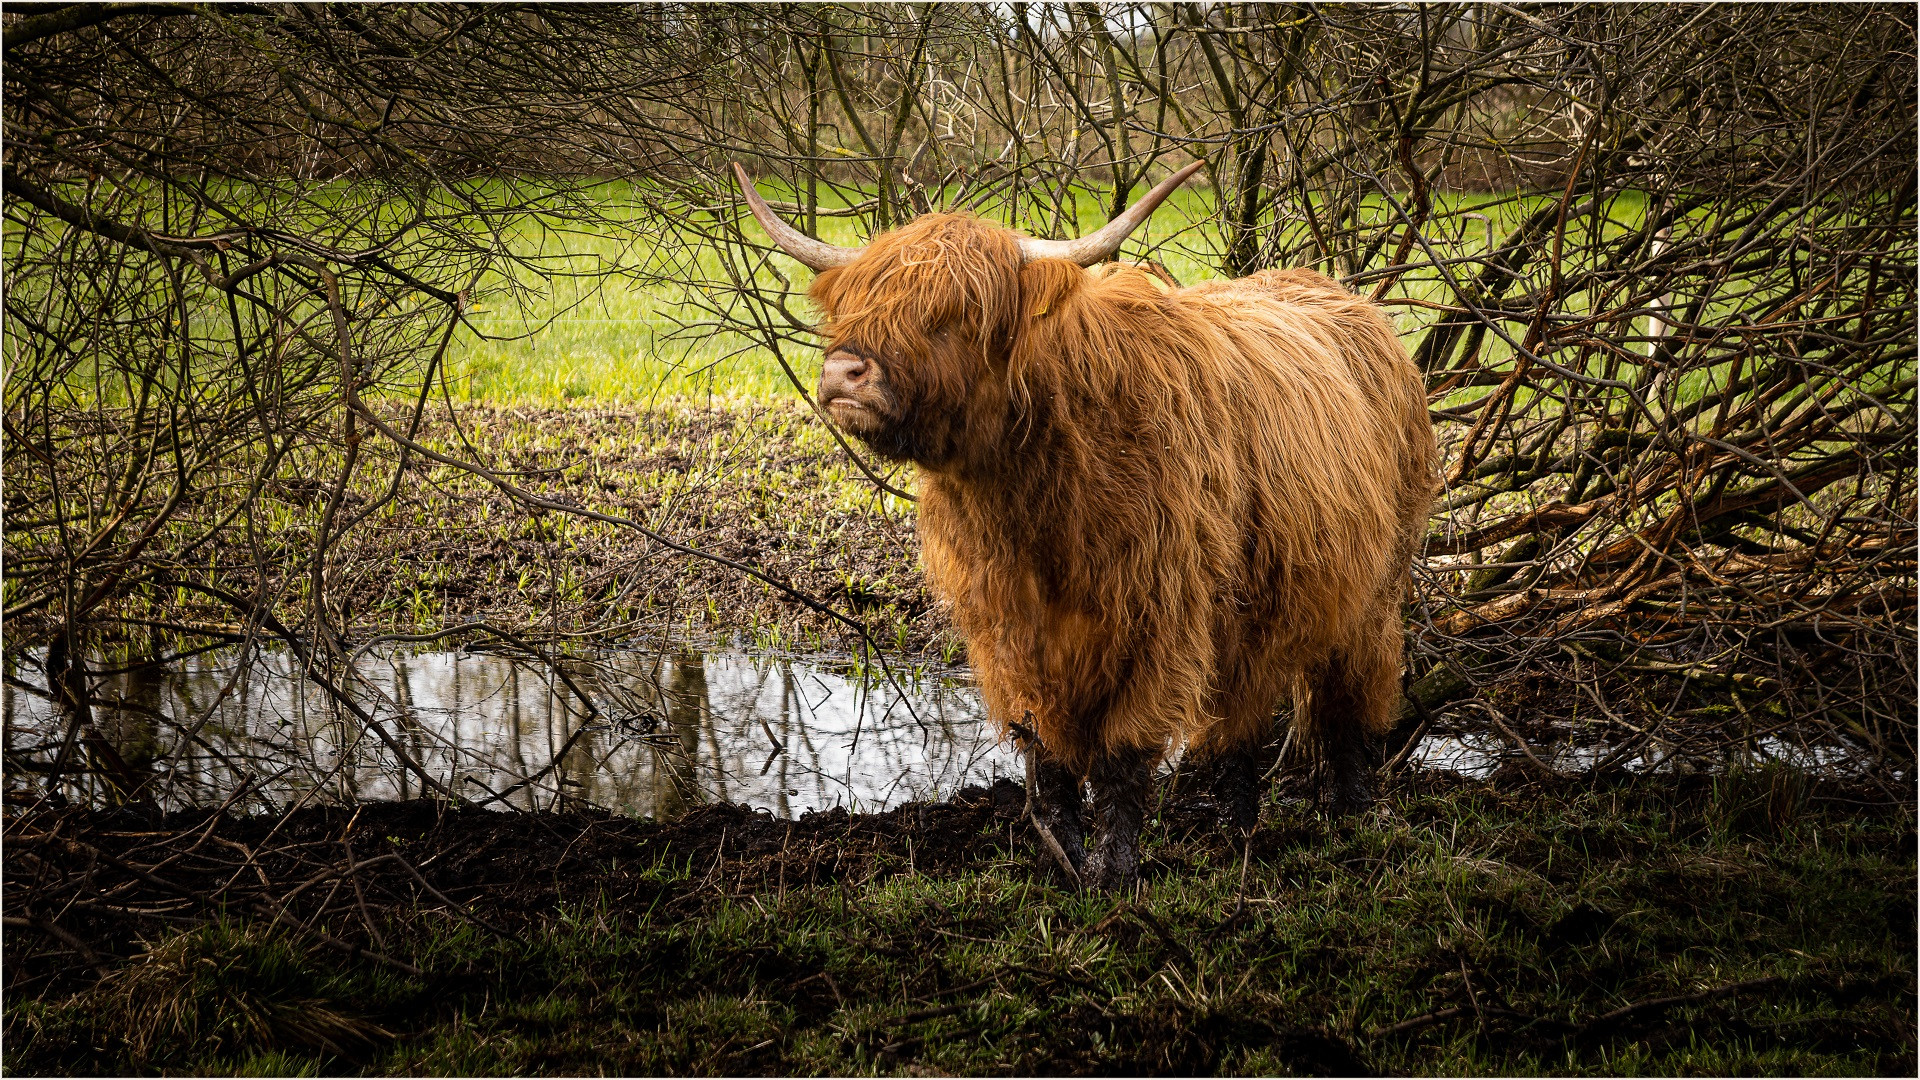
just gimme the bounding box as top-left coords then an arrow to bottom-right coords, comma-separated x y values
5,772 -> 1912,1077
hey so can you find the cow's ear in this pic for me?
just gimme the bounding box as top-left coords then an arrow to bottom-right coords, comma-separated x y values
1017,258 -> 1083,323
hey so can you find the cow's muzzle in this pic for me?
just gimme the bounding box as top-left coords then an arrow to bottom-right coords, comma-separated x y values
817,349 -> 892,434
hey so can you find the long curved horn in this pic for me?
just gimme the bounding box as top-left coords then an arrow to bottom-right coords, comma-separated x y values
1018,160 -> 1206,266
732,162 -> 866,271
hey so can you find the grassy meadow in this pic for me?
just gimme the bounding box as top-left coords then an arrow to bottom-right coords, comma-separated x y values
442,180 -> 1574,406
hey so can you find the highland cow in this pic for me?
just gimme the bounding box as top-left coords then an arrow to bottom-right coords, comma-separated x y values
735,162 -> 1435,889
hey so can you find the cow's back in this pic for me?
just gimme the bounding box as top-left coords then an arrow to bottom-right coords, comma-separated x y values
1176,268 -> 1434,653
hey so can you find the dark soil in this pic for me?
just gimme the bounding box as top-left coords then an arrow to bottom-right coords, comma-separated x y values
5,770 -> 1914,1076
6,400 -> 942,664
6,778 -> 1036,988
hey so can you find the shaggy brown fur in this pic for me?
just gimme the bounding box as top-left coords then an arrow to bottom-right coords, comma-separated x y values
807,212 -> 1435,884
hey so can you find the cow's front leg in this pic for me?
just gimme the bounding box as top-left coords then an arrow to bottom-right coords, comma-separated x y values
1082,745 -> 1156,891
1027,746 -> 1087,875
1324,720 -> 1378,818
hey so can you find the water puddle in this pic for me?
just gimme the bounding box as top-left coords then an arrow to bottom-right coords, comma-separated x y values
1404,728 -> 1881,781
4,646 -> 1009,817
3,646 -> 1882,816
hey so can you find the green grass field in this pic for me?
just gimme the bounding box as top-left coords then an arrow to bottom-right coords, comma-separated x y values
442,181 -> 1579,406
3,177 -> 1689,417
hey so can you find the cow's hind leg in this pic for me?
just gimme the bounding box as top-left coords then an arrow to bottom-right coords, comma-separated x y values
1319,699 -> 1377,817
1028,747 -> 1087,874
1183,741 -> 1263,833
1309,633 -> 1399,818
1083,745 -> 1156,890
1210,743 -> 1264,834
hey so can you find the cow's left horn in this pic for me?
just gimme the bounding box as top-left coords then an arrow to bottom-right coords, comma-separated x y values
1018,160 -> 1205,267
732,163 -> 866,271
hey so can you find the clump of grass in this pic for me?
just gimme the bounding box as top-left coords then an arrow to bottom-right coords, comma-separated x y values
12,923 -> 391,1074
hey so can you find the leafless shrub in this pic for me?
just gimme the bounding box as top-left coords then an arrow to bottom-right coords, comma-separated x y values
4,4 -> 1912,810
677,2 -> 1917,776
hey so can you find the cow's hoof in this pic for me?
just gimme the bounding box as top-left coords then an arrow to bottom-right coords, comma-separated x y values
1081,842 -> 1139,891
1033,812 -> 1086,873
1222,792 -> 1260,835
1327,779 -> 1376,819
1033,835 -> 1085,882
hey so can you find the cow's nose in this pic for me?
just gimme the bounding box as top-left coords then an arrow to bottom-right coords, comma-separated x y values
823,350 -> 869,386
820,351 -> 872,402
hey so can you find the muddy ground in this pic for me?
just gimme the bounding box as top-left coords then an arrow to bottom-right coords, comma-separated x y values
5,767 -> 1913,1076
27,397 -> 1907,789
43,399 -> 948,662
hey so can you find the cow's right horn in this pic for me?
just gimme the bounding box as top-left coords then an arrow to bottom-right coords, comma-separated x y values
1018,160 -> 1205,267
732,163 -> 865,271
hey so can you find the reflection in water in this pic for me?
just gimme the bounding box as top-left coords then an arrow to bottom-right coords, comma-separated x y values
3,646 -> 1012,817
1405,728 -> 1881,781
1405,733 -> 1508,780
3,647 -> 1881,816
